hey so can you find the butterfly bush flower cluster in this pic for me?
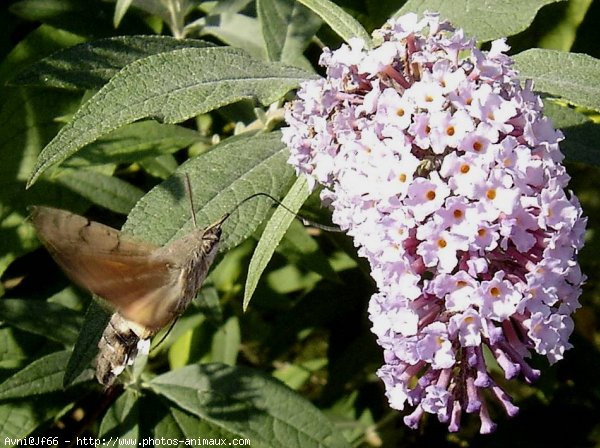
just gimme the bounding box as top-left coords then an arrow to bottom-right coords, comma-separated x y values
281,13 -> 586,433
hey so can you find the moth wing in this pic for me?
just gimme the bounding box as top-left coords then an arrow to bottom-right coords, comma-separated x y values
31,206 -> 180,330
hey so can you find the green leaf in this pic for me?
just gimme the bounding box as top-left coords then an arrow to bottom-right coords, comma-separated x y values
196,286 -> 223,324
295,0 -> 372,47
55,169 -> 145,215
140,394 -> 242,440
273,358 -> 328,390
121,131 -> 295,253
99,389 -> 139,443
27,47 -> 315,186
277,219 -> 340,282
114,0 -> 135,27
543,101 -> 600,166
258,0 -> 321,69
9,0 -> 152,38
244,175 -> 309,310
0,398 -> 65,442
63,300 -> 110,387
210,316 -> 241,365
259,0 -> 297,61
12,36 -> 216,90
395,0 -> 562,41
536,0 -> 593,51
0,299 -> 82,346
513,49 -> 600,112
0,328 -> 40,370
138,154 -> 179,179
67,121 -> 202,167
0,25 -> 84,84
201,14 -> 269,60
148,363 -> 350,448
0,350 -> 92,399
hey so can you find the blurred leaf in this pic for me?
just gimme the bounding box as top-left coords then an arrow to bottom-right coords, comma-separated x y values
0,350 -> 92,399
537,0 -> 593,51
63,300 -> 110,387
244,175 -> 310,310
148,363 -> 351,448
514,49 -> 600,112
168,318 -> 213,369
0,25 -> 84,84
114,0 -> 135,28
55,169 -> 144,214
278,219 -> 340,283
258,0 -> 322,69
0,299 -> 82,346
67,121 -> 202,167
395,0 -> 562,41
201,13 -> 268,59
138,154 -> 179,179
12,36 -> 215,90
99,389 -> 139,443
0,398 -> 66,443
196,286 -> 223,324
9,0 -> 152,38
121,131 -> 295,253
296,0 -> 372,47
27,48 -> 315,186
210,316 -> 240,365
544,101 -> 600,166
273,358 -> 328,390
0,328 -> 39,369
266,263 -> 321,294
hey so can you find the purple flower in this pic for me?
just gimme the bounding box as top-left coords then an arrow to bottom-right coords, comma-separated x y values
282,12 -> 586,433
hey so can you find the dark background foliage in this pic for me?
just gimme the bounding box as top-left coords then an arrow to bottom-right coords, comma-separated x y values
0,0 -> 599,447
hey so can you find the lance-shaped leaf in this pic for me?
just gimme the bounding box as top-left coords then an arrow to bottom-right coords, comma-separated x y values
27,47 -> 315,187
148,363 -> 350,448
514,49 -> 600,112
55,169 -> 145,215
543,101 -> 600,166
395,0 -> 562,42
0,299 -> 82,346
258,0 -> 322,69
244,175 -> 310,310
66,121 -> 203,167
0,350 -> 93,399
295,0 -> 371,47
122,131 -> 295,252
63,300 -> 111,387
11,35 -> 216,90
99,388 -> 140,443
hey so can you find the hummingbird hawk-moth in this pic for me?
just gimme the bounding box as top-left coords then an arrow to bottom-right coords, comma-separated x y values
30,205 -> 226,387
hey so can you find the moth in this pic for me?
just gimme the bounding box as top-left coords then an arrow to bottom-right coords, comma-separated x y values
30,205 -> 227,387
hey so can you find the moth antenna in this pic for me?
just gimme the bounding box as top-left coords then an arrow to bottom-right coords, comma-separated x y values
185,173 -> 198,229
224,192 -> 344,233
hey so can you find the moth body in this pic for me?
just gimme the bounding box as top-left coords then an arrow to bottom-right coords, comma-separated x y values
30,206 -> 225,387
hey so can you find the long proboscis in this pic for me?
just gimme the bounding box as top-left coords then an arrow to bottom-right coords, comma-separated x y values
223,192 -> 343,233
